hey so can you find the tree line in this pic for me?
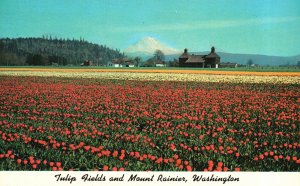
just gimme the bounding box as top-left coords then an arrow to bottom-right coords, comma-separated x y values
0,37 -> 125,66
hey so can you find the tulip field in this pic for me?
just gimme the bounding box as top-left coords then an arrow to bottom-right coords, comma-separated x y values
0,68 -> 299,171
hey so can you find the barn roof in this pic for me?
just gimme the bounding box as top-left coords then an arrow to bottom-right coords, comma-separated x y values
206,46 -> 220,58
205,52 -> 220,58
180,53 -> 190,58
185,55 -> 205,63
179,48 -> 190,58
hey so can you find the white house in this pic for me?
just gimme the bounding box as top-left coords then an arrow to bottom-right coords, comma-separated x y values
127,64 -> 135,67
155,61 -> 166,67
107,61 -> 123,67
107,58 -> 135,67
155,64 -> 166,67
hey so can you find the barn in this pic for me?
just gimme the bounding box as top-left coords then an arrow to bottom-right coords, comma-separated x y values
179,47 -> 220,68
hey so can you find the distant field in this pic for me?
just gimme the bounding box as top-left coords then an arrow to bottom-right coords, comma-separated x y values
1,67 -> 300,77
1,67 -> 300,84
1,66 -> 300,72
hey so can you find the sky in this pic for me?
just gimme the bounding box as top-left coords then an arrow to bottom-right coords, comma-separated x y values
0,0 -> 300,56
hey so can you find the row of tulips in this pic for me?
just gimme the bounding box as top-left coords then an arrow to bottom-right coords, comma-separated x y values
1,71 -> 300,84
0,76 -> 299,171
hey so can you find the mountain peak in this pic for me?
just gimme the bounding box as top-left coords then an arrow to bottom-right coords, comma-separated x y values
141,36 -> 157,42
125,37 -> 180,55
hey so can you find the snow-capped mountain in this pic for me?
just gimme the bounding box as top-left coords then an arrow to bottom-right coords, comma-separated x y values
124,37 -> 180,56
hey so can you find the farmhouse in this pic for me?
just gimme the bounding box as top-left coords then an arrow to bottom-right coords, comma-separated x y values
107,58 -> 135,67
179,47 -> 220,68
155,60 -> 166,67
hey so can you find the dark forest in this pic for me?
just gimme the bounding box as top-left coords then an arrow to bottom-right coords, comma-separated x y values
0,37 -> 125,66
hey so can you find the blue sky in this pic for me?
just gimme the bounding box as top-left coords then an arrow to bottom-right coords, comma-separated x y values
0,0 -> 299,56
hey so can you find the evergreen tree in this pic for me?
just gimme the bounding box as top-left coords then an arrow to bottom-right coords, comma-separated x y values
0,37 -> 125,66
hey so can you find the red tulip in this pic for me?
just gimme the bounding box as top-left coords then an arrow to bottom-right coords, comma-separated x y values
17,159 -> 22,164
186,165 -> 192,171
234,167 -> 241,171
103,165 -> 109,171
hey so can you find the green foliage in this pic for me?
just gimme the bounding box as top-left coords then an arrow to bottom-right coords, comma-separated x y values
169,58 -> 179,67
133,57 -> 142,67
153,50 -> 165,62
247,59 -> 254,66
141,50 -> 166,67
143,59 -> 155,67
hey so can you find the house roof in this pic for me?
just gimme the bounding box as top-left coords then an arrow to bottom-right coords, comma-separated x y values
111,59 -> 120,64
155,60 -> 165,64
125,61 -> 134,65
122,58 -> 133,62
185,55 -> 205,63
112,58 -> 133,64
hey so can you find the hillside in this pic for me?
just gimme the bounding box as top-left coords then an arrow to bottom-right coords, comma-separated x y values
0,37 -> 124,66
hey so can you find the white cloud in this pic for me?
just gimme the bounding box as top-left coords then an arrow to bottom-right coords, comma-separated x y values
110,16 -> 300,32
